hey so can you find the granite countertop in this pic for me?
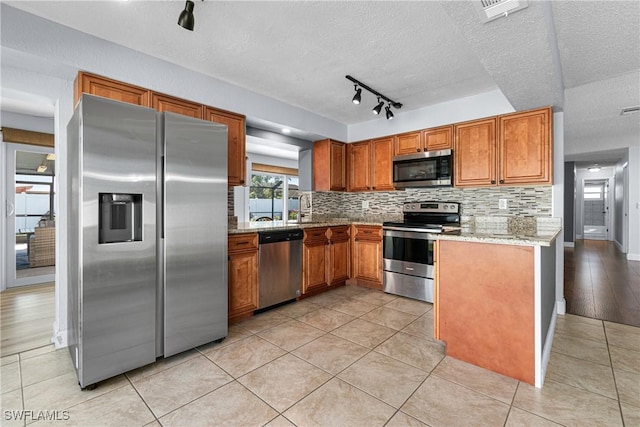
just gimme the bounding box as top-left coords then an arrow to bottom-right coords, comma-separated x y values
228,220 -> 381,234
229,217 -> 562,246
436,228 -> 561,247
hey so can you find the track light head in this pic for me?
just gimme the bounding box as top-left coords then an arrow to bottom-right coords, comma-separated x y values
352,86 -> 362,105
178,0 -> 195,31
372,98 -> 384,115
385,104 -> 394,120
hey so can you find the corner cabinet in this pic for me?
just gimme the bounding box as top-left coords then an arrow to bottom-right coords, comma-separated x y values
454,107 -> 552,188
228,234 -> 259,323
205,108 -> 247,187
313,139 -> 346,191
347,137 -> 394,192
350,225 -> 383,289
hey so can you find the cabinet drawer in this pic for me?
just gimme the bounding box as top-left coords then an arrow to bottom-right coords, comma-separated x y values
353,226 -> 382,241
228,234 -> 258,252
304,227 -> 329,243
328,226 -> 350,242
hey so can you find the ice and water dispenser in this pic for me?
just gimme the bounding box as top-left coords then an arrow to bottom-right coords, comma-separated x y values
98,193 -> 142,243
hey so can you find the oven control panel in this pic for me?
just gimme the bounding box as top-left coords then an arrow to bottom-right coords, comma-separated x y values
403,201 -> 459,213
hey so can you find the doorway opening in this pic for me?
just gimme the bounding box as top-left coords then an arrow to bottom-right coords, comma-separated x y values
582,179 -> 609,240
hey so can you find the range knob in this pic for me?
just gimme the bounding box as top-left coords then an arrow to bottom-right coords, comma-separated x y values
443,205 -> 448,209
450,204 -> 457,211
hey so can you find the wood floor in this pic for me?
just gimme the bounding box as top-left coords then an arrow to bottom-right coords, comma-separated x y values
0,282 -> 55,356
565,240 -> 640,327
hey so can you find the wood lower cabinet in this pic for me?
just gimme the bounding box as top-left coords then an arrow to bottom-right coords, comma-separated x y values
74,72 -> 150,107
151,93 -> 203,119
302,227 -> 330,295
351,225 -> 383,289
313,139 -> 346,191
228,234 -> 258,322
205,108 -> 247,187
328,226 -> 350,286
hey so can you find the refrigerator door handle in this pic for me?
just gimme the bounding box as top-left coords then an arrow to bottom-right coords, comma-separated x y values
160,155 -> 165,239
6,200 -> 15,217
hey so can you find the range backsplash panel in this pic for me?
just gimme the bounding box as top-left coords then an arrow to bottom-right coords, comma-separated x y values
311,186 -> 552,218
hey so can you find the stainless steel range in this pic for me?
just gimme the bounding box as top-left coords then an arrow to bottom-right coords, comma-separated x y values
382,201 -> 460,303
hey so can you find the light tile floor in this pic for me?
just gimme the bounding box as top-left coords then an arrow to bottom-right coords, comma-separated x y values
1,285 -> 639,426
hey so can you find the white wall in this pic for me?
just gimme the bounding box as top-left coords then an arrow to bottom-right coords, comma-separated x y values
552,112 -> 565,315
1,111 -> 55,133
614,158 -> 627,252
628,145 -> 640,260
348,89 -> 515,142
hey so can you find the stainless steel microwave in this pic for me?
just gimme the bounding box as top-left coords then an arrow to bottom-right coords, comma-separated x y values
392,149 -> 453,188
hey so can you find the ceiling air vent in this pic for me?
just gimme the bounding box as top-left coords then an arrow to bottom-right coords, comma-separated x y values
474,0 -> 529,23
620,106 -> 640,115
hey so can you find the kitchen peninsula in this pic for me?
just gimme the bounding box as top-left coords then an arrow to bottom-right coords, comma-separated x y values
229,217 -> 561,387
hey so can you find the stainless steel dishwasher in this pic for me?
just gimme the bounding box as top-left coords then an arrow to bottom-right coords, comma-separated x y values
258,229 -> 303,309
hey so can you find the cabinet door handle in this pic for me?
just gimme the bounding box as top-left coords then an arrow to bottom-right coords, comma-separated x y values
240,179 -> 245,184
499,179 -> 504,184
416,148 -> 420,152
491,180 -> 496,184
372,186 -> 376,190
354,238 -> 359,242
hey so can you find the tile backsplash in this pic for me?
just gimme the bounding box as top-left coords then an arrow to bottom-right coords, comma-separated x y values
310,186 -> 552,219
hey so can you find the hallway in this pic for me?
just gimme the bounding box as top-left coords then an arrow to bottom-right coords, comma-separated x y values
565,240 -> 640,327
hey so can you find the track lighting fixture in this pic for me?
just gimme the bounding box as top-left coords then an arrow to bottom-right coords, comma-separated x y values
385,104 -> 394,120
372,98 -> 384,115
346,75 -> 402,120
178,0 -> 196,31
352,85 -> 362,104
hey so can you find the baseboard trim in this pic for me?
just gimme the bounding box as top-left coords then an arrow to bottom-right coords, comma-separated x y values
539,307 -> 558,388
53,321 -> 68,349
628,253 -> 640,261
556,298 -> 566,315
564,242 -> 575,248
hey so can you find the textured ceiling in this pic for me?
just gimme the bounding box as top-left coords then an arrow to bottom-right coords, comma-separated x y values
3,0 -> 639,162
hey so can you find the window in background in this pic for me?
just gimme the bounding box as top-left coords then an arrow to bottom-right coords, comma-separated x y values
249,172 -> 299,221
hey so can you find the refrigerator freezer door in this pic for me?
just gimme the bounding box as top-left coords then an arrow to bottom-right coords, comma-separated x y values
70,95 -> 157,387
163,113 -> 228,357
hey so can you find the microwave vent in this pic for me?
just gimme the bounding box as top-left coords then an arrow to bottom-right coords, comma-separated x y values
475,0 -> 529,23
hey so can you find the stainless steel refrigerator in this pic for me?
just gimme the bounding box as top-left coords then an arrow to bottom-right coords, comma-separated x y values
67,95 -> 228,388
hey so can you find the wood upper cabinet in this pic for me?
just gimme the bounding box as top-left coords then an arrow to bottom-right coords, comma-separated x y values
205,108 -> 247,187
454,107 -> 552,188
74,72 -> 150,107
347,137 -> 394,192
313,139 -> 346,191
499,107 -> 552,185
228,234 -> 258,321
395,126 -> 452,155
394,131 -> 422,155
151,93 -> 203,119
328,226 -> 350,286
454,118 -> 497,188
371,136 -> 394,191
347,141 -> 371,192
351,225 -> 383,288
423,125 -> 453,151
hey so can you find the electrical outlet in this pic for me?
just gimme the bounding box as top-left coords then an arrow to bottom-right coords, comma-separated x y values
499,199 -> 508,210
362,200 -> 370,209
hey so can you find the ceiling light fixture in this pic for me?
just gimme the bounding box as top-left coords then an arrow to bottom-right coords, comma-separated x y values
588,165 -> 601,173
372,98 -> 384,115
620,106 -> 640,115
282,128 -> 291,134
178,0 -> 196,31
351,85 -> 362,105
346,75 -> 402,120
385,104 -> 394,120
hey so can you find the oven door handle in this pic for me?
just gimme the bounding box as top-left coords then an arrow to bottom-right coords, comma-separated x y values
382,228 -> 434,240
